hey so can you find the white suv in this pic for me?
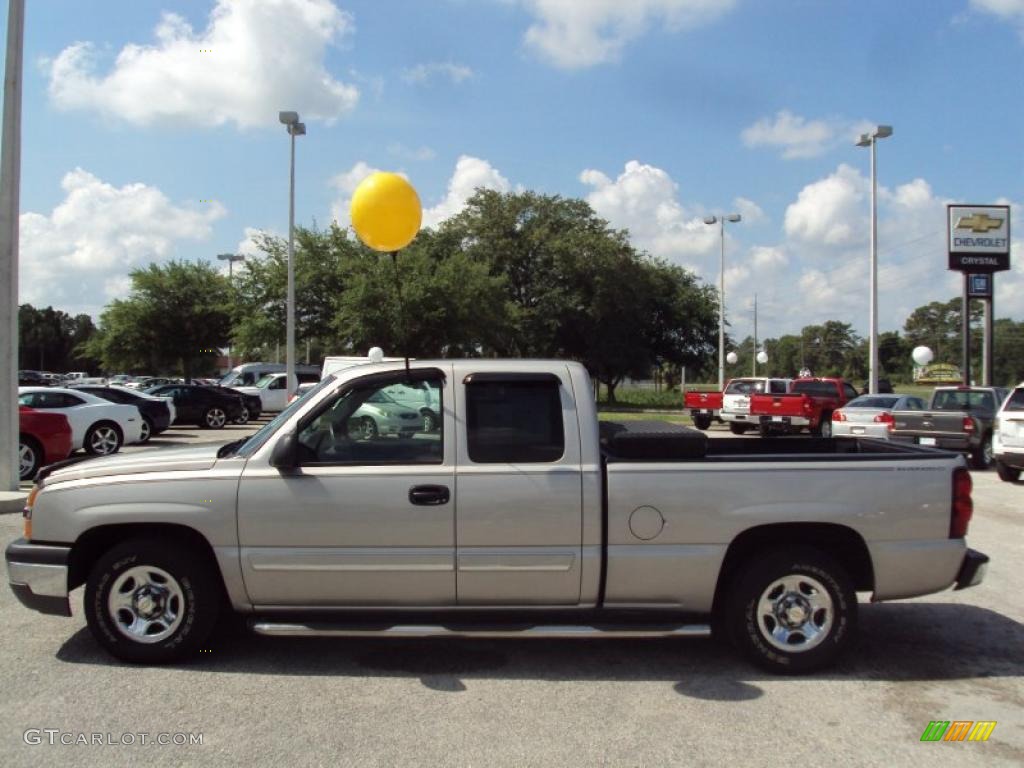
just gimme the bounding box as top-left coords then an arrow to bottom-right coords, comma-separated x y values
992,383 -> 1024,482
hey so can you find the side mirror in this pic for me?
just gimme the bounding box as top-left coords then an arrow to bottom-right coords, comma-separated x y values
269,431 -> 298,469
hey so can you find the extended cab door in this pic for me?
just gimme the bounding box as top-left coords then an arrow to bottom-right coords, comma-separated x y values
236,367 -> 455,606
453,368 -> 583,605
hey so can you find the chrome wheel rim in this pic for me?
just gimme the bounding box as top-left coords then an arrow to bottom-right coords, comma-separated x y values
821,420 -> 832,438
422,412 -> 435,432
18,442 -> 36,479
91,426 -> 120,454
756,574 -> 834,653
983,440 -> 993,466
206,408 -> 226,428
107,565 -> 185,644
236,407 -> 249,425
139,419 -> 151,442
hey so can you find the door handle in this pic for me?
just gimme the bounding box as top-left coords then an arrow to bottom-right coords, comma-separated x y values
408,485 -> 450,506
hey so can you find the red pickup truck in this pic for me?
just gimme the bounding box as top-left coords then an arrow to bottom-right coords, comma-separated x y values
749,378 -> 860,437
19,405 -> 73,481
683,390 -> 723,430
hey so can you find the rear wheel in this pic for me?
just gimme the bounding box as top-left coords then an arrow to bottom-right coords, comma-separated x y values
84,538 -> 221,663
18,436 -> 42,481
85,422 -> 123,456
234,406 -> 250,425
202,407 -> 227,429
724,548 -> 856,673
970,435 -> 994,470
729,423 -> 749,435
995,460 -> 1020,482
758,421 -> 770,438
138,416 -> 153,443
692,414 -> 712,431
817,414 -> 833,439
421,409 -> 437,433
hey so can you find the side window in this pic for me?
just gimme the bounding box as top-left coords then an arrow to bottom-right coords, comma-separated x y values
466,378 -> 564,463
843,383 -> 859,400
770,380 -> 787,394
60,394 -> 86,407
269,378 -> 284,390
296,376 -> 444,465
18,392 -> 42,408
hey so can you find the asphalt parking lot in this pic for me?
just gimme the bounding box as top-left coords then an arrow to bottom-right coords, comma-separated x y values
2,422 -> 1022,766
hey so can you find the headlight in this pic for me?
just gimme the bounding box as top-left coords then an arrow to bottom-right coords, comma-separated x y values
23,486 -> 40,539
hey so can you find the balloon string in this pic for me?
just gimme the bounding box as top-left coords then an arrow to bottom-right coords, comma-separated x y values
391,251 -> 411,377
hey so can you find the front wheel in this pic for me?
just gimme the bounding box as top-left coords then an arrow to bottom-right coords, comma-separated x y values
85,422 -> 123,455
995,460 -> 1020,482
971,435 -> 994,470
724,548 -> 856,673
84,538 -> 221,663
233,407 -> 250,425
202,407 -> 227,429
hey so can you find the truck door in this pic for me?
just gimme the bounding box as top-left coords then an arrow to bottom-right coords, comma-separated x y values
236,367 -> 455,606
454,369 -> 583,605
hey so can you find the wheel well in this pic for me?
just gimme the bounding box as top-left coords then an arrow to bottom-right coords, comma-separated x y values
711,523 -> 874,615
88,420 -> 123,437
68,523 -> 221,592
18,433 -> 42,452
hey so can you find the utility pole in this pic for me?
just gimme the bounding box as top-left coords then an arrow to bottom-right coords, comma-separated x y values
752,294 -> 758,377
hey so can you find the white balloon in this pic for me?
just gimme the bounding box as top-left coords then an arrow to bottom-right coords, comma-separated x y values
911,346 -> 934,366
756,351 -> 769,365
368,346 -> 385,363
726,351 -> 738,365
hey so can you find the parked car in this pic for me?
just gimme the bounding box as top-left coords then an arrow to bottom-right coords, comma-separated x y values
832,394 -> 927,439
70,386 -> 173,442
349,389 -> 425,438
720,377 -> 792,434
219,362 -> 321,388
17,387 -> 144,456
144,384 -> 244,428
890,386 -> 1009,469
206,386 -> 261,424
129,376 -> 177,390
18,406 -> 73,481
18,370 -> 51,387
236,372 -> 320,414
749,377 -> 860,437
7,360 -> 987,674
992,383 -> 1024,482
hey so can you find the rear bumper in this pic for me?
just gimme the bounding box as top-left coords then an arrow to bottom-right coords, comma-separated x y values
893,434 -> 974,452
993,448 -> 1024,468
954,548 -> 989,590
5,538 -> 72,617
756,414 -> 810,427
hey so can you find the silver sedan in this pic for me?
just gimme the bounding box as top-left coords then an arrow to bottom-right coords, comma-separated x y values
832,394 -> 927,439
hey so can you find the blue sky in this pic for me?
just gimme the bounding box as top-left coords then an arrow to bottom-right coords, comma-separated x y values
8,0 -> 1023,342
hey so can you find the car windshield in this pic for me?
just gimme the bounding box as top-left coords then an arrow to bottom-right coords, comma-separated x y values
229,375 -> 337,459
846,396 -> 899,409
724,380 -> 765,395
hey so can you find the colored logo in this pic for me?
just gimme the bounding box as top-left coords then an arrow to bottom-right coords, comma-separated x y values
920,721 -> 996,742
956,213 -> 1004,233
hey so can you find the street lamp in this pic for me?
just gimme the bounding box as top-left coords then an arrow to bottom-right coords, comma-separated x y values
217,252 -> 245,279
279,111 -> 305,398
704,213 -> 742,390
856,124 -> 893,395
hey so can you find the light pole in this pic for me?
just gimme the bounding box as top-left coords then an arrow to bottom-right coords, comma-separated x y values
856,124 -> 892,395
217,253 -> 245,371
704,213 -> 742,390
279,111 -> 305,398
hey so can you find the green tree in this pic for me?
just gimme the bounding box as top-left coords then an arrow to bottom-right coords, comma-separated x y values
19,304 -> 99,373
85,261 -> 232,379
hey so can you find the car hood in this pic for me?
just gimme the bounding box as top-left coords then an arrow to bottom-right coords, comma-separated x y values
43,444 -> 222,485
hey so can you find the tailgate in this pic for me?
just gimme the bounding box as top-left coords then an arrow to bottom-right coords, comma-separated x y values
749,393 -> 808,417
998,413 -> 1024,448
891,410 -> 969,439
684,391 -> 722,410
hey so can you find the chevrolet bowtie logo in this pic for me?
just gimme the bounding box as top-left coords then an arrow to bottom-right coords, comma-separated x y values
956,213 -> 1004,233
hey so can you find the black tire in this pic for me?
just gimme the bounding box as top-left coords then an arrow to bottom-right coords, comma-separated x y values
692,414 -> 711,431
758,421 -> 770,438
201,407 -> 227,430
84,421 -> 124,456
421,409 -> 438,433
139,416 -> 153,444
724,548 -> 857,673
818,414 -> 833,439
970,435 -> 994,470
233,406 -> 250,425
84,538 -> 221,664
18,435 -> 42,481
995,459 -> 1019,482
728,423 -> 749,435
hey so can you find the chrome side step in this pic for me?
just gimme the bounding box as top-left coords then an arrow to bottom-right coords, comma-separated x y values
251,622 -> 712,639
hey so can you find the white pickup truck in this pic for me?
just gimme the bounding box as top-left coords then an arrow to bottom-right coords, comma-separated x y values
6,360 -> 988,673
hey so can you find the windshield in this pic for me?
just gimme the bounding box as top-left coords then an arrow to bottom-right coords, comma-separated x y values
846,396 -> 899,409
232,375 -> 337,458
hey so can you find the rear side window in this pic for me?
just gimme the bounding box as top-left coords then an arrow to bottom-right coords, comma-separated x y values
724,379 -> 765,395
466,379 -> 564,463
792,381 -> 838,397
1005,389 -> 1024,412
769,380 -> 788,394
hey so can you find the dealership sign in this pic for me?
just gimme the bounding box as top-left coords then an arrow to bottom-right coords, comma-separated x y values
948,204 -> 1011,272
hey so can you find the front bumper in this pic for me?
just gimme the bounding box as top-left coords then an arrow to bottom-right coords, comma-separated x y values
954,548 -> 989,591
5,538 -> 72,616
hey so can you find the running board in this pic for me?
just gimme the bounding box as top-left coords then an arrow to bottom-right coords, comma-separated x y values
251,622 -> 712,639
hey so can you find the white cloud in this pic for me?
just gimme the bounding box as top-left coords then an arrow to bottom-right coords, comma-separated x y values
750,246 -> 787,270
47,0 -> 358,128
422,156 -> 511,228
970,0 -> 1024,19
519,0 -> 737,69
401,61 -> 474,85
329,161 -> 384,228
742,110 -> 875,159
388,143 -> 437,162
784,164 -> 867,246
20,169 -> 225,317
734,196 -> 766,224
580,160 -> 719,260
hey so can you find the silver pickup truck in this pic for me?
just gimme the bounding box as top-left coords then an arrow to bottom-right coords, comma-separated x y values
6,360 -> 988,673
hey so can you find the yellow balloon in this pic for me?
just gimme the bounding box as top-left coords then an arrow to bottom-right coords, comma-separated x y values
350,172 -> 422,252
